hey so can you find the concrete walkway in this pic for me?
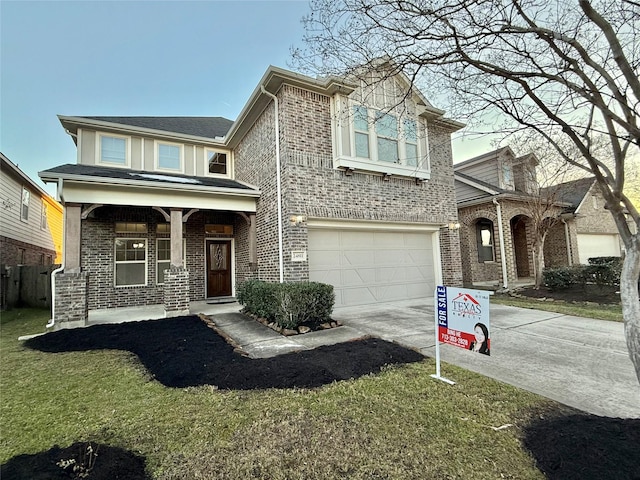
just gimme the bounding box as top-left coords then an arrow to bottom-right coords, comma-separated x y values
207,299 -> 640,419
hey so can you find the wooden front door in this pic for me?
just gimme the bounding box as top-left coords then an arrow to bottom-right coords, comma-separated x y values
206,240 -> 232,297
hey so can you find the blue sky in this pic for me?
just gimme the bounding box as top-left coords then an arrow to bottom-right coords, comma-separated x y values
1,0 -> 487,197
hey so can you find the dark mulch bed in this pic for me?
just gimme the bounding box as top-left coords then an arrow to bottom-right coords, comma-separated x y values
523,411 -> 640,480
24,315 -> 424,390
1,442 -> 150,480
513,284 -> 621,305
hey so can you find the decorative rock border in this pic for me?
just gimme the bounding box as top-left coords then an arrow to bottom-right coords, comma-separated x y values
245,311 -> 343,336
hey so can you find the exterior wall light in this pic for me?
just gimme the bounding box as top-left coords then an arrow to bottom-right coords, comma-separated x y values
289,215 -> 307,226
448,221 -> 461,230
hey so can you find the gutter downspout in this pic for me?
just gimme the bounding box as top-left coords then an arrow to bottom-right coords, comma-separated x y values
260,86 -> 285,283
493,198 -> 509,290
562,218 -> 573,266
47,178 -> 66,329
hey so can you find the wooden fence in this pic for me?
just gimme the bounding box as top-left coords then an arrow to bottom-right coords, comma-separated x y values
0,264 -> 59,310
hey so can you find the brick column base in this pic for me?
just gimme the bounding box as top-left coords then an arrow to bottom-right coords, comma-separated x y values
54,271 -> 88,329
164,267 -> 190,317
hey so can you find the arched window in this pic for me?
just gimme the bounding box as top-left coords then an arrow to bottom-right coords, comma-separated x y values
476,218 -> 495,262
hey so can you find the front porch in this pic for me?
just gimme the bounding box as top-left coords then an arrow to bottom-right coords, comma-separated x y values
87,299 -> 242,326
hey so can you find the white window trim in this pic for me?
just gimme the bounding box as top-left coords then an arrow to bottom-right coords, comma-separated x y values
154,140 -> 184,173
333,97 -> 431,179
204,148 -> 232,179
114,238 -> 148,287
97,132 -> 131,168
20,186 -> 29,223
41,201 -> 47,230
156,238 -> 186,285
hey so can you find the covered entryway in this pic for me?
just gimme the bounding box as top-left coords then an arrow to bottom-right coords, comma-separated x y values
307,221 -> 440,307
511,215 -> 531,278
206,239 -> 232,298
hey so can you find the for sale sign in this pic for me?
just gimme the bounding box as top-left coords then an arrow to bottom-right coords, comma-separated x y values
436,286 -> 491,355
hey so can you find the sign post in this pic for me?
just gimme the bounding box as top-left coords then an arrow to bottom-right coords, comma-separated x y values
431,286 -> 491,384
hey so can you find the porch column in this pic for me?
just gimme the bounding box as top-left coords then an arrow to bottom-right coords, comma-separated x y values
65,203 -> 82,273
170,208 -> 183,268
164,208 -> 189,317
55,203 -> 88,328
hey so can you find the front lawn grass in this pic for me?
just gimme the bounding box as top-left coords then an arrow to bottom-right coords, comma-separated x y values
491,295 -> 624,322
2,308 -> 560,478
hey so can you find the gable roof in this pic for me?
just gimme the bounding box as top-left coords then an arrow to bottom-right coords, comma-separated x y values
541,177 -> 595,210
454,147 -> 515,171
1,152 -> 60,204
81,116 -> 233,139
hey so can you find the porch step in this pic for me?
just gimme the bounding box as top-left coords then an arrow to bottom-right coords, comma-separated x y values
207,297 -> 237,305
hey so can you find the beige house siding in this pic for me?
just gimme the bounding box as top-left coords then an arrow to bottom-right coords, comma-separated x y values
0,155 -> 63,265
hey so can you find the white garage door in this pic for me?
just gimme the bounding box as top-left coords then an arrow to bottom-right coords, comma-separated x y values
577,234 -> 621,264
308,226 -> 438,307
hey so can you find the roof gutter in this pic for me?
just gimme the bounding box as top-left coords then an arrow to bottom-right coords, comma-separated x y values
38,172 -> 261,198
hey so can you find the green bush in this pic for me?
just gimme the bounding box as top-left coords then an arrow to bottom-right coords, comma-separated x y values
237,280 -> 335,329
236,279 -> 279,322
542,266 -> 587,290
585,257 -> 622,287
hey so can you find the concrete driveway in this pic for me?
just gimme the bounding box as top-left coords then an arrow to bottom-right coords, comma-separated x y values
329,299 -> 640,419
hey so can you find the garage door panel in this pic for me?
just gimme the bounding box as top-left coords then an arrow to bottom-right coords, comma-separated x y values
342,287 -> 377,305
342,231 -> 375,246
342,250 -> 375,266
342,268 -> 377,286
308,250 -> 341,267
308,227 -> 437,307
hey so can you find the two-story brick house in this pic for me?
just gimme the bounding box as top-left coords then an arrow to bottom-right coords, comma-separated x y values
455,147 -> 554,288
40,64 -> 464,328
455,147 -> 628,288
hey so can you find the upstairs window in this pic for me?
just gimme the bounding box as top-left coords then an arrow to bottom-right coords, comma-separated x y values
41,202 -> 47,230
156,142 -> 183,172
375,112 -> 399,163
206,150 -> 228,175
99,134 -> 129,166
21,187 -> 29,222
353,106 -> 370,159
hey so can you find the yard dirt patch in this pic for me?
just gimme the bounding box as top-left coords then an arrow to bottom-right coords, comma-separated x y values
1,442 -> 150,480
23,315 -> 424,390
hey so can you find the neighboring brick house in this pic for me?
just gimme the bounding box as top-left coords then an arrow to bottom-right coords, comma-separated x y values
455,147 -> 566,288
544,177 -> 627,265
40,64 -> 464,328
1,152 -> 63,267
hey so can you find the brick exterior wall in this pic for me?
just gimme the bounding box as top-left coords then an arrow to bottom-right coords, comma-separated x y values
80,207 -> 242,311
458,198 -> 569,286
234,84 -> 463,288
163,267 -> 189,316
0,236 -> 57,266
54,271 -> 88,328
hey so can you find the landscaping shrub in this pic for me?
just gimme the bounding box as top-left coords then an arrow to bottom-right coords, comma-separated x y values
586,257 -> 622,288
236,279 -> 279,322
543,257 -> 622,291
543,266 -> 587,290
237,280 -> 335,329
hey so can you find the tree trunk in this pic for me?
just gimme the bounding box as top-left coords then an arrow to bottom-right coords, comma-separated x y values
620,236 -> 640,384
533,234 -> 546,289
